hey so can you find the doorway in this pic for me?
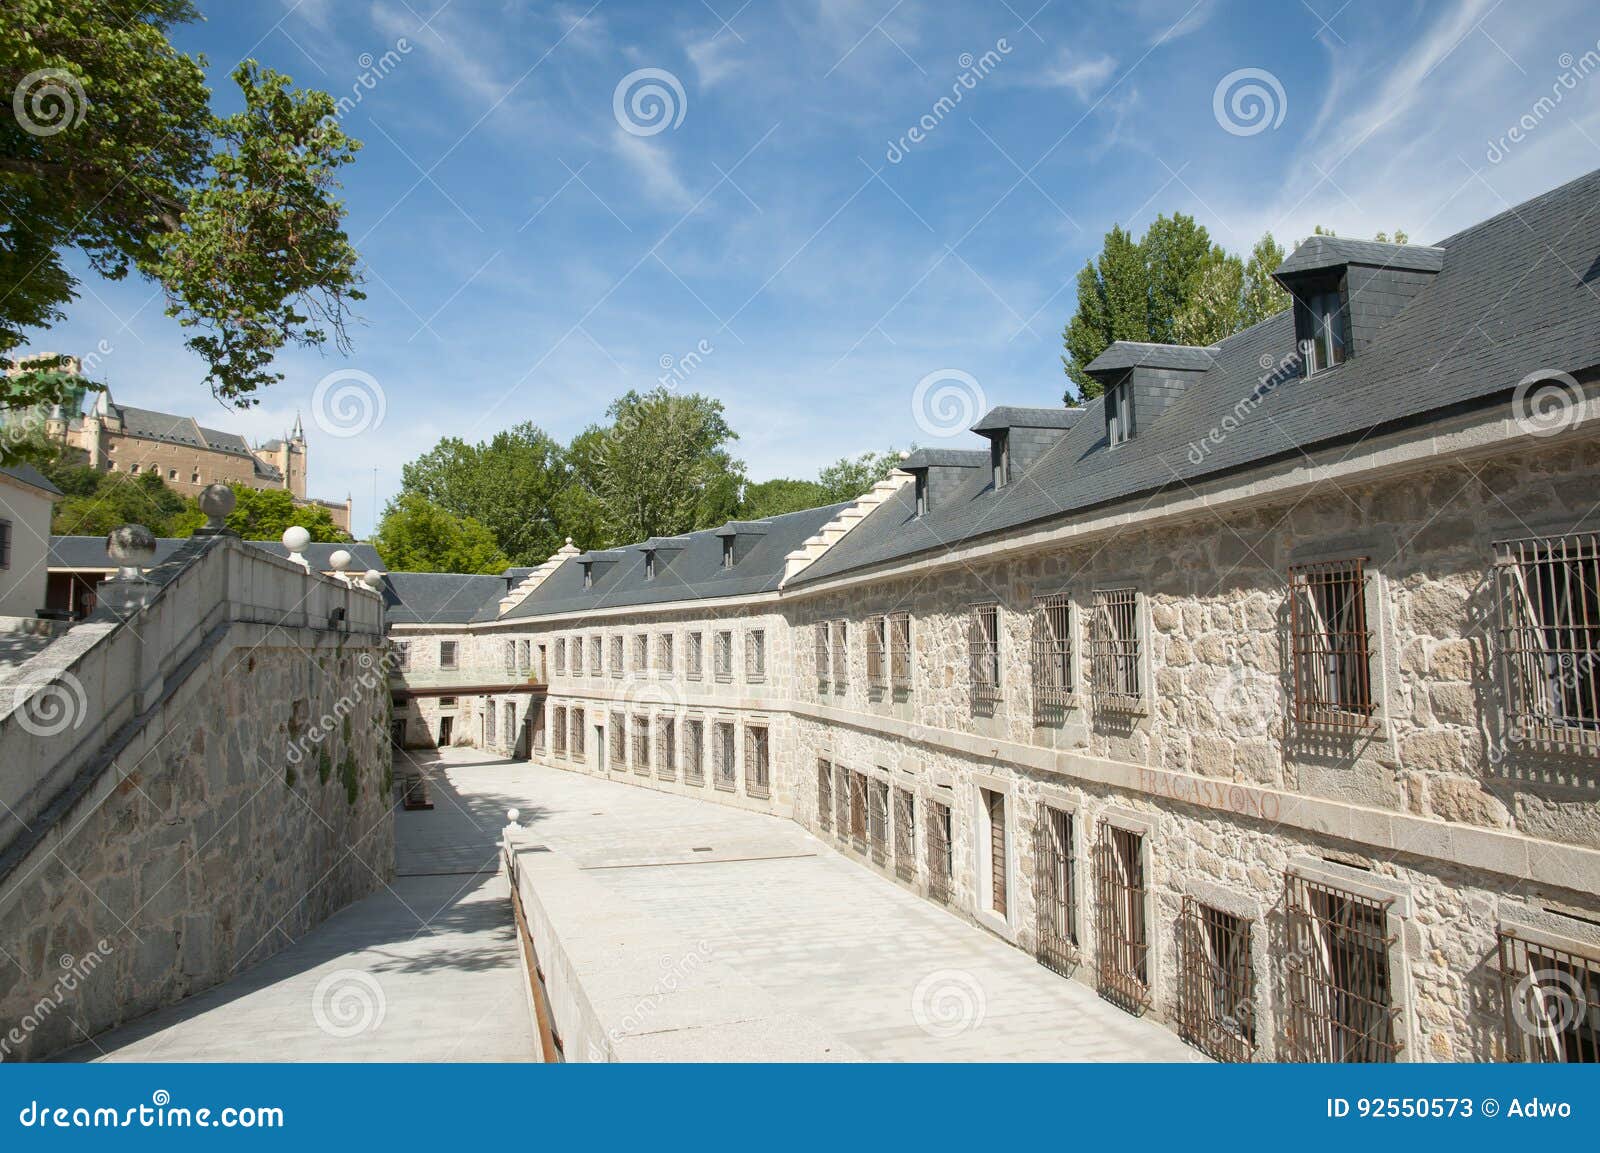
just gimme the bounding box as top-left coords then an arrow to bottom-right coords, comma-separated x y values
438,715 -> 453,747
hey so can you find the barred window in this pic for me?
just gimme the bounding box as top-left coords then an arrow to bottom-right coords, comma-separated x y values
1282,872 -> 1400,1061
609,636 -> 623,678
889,612 -> 912,693
1498,929 -> 1600,1063
969,603 -> 1001,704
503,640 -> 515,674
893,788 -> 916,882
588,636 -> 602,676
1031,594 -> 1073,710
657,715 -> 676,780
553,638 -> 566,675
571,707 -> 585,759
632,714 -> 651,775
571,636 -> 583,674
1094,823 -> 1149,1013
848,771 -> 868,853
518,640 -> 530,674
1089,588 -> 1142,710
817,760 -> 833,831
686,631 -> 704,680
745,724 -> 769,798
632,634 -> 648,673
833,764 -> 850,839
927,798 -> 953,904
866,616 -> 886,693
982,788 -> 1007,916
831,620 -> 848,686
1034,806 -> 1077,976
814,622 -> 830,689
713,721 -> 736,791
1178,898 -> 1256,1062
440,641 -> 458,669
0,519 -> 9,569
684,718 -> 705,785
1494,532 -> 1600,755
391,640 -> 411,672
714,630 -> 734,682
551,705 -> 567,758
868,779 -> 889,866
608,710 -> 626,769
658,632 -> 675,675
1289,559 -> 1374,728
505,703 -> 516,750
486,698 -> 498,745
745,629 -> 766,681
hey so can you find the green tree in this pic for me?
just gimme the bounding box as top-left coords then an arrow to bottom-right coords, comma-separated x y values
399,422 -> 571,565
553,425 -> 612,552
169,484 -> 344,542
597,388 -> 743,542
1141,214 -> 1232,345
816,450 -> 904,503
1239,233 -> 1290,328
739,477 -> 829,519
53,471 -> 193,536
373,493 -> 509,574
1,1 -> 364,463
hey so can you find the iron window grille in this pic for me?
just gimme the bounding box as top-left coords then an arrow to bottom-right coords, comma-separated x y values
745,630 -> 766,681
571,708 -> 585,759
983,789 -> 1007,916
745,725 -> 770,797
658,632 -> 675,675
551,706 -> 567,758
503,640 -> 515,674
713,630 -> 734,681
713,722 -> 736,791
817,761 -> 833,831
1089,588 -> 1142,711
0,519 -> 9,569
657,716 -> 676,780
893,788 -> 916,882
1177,897 -> 1256,1062
684,719 -> 705,785
1282,872 -> 1402,1062
815,623 -> 831,690
1497,929 -> 1600,1062
553,639 -> 566,675
1494,532 -> 1600,756
486,699 -> 497,745
831,620 -> 848,687
969,603 -> 1001,705
868,779 -> 889,866
609,636 -> 623,678
927,799 -> 953,904
632,634 -> 648,673
609,711 -> 626,769
571,637 -> 583,673
518,639 -> 531,675
687,632 -> 704,680
1093,822 -> 1151,1013
866,617 -> 887,694
1031,594 -> 1074,712
504,702 -> 517,746
889,612 -> 912,694
632,714 -> 651,776
833,764 -> 850,841
1289,558 -> 1375,729
391,641 -> 411,672
440,641 -> 458,669
1033,806 -> 1078,976
849,771 -> 868,854
589,637 -> 602,676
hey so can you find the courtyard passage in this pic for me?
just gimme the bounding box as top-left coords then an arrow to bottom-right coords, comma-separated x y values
482,749 -> 1196,1061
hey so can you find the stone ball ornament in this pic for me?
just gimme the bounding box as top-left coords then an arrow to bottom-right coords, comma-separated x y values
282,525 -> 311,552
329,549 -> 354,572
106,524 -> 157,568
198,483 -> 236,520
363,569 -> 386,590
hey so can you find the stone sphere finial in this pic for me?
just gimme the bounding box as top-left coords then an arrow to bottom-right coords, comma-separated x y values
507,808 -> 520,826
328,548 -> 353,572
363,569 -> 385,590
565,536 -> 573,545
198,483 -> 235,520
282,525 -> 311,552
106,524 -> 157,567
899,450 -> 911,460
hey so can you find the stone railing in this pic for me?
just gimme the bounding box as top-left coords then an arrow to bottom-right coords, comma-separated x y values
0,535 -> 384,867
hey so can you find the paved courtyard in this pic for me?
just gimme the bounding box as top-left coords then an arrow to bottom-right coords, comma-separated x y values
65,754 -> 535,1062
465,749 -> 1198,1061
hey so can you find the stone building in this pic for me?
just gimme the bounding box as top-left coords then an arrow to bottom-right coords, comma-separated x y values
0,465 -> 63,619
388,170 -> 1600,1062
6,358 -> 353,533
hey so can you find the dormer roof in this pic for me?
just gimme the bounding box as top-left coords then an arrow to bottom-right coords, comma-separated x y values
1274,236 -> 1445,281
1085,341 -> 1220,376
970,406 -> 1084,434
899,448 -> 987,470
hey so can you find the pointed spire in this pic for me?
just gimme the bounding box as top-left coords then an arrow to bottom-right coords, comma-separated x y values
291,411 -> 305,441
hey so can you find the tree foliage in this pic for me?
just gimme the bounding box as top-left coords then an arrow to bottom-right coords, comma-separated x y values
373,493 -> 509,574
595,388 -> 743,542
0,0 -> 364,460
168,484 -> 344,542
738,477 -> 830,520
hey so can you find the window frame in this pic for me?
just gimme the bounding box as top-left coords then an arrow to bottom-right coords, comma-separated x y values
1288,558 -> 1376,730
1089,587 -> 1144,713
1031,593 -> 1075,714
968,602 -> 1001,706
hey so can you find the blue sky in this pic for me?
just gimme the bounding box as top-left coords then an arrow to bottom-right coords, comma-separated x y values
24,0 -> 1600,535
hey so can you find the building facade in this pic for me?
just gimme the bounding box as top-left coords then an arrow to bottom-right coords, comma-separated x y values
387,171 -> 1600,1063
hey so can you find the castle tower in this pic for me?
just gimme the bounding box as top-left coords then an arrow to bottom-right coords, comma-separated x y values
285,412 -> 308,498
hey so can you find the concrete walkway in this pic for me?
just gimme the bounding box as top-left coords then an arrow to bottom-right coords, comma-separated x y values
464,750 -> 1199,1062
67,753 -> 535,1062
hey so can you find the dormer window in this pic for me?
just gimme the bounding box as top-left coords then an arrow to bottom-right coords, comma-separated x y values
914,472 -> 928,518
1106,379 -> 1134,448
644,551 -> 656,581
1300,280 -> 1348,376
991,432 -> 1010,489
722,538 -> 734,569
582,563 -> 593,590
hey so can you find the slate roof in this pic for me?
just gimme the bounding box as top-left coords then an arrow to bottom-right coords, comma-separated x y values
1083,342 -> 1220,374
504,503 -> 849,619
0,464 -> 63,497
383,572 -> 515,625
788,167 -> 1600,587
89,402 -> 283,481
1275,235 -> 1446,278
970,406 -> 1085,433
900,448 -> 987,469
49,536 -> 383,572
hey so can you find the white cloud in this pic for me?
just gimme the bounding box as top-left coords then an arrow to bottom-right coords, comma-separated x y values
610,129 -> 695,210
1036,49 -> 1119,101
687,34 -> 742,88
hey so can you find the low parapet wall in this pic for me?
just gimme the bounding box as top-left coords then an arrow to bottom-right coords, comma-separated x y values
0,537 -> 395,1060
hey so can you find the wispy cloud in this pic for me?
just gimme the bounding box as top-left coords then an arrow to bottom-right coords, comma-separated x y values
1033,48 -> 1119,101
610,129 -> 695,210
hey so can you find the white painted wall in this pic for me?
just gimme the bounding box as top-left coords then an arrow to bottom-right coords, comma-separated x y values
0,474 -> 56,618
